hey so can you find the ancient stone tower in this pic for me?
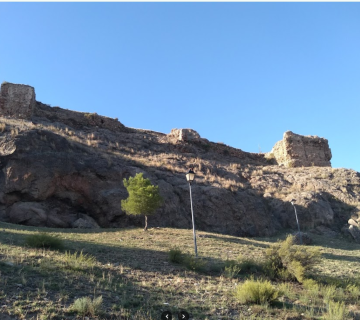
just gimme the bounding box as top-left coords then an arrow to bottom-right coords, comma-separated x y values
270,131 -> 332,167
0,82 -> 36,119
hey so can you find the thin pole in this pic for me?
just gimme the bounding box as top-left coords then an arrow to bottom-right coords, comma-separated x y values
189,182 -> 198,257
292,203 -> 302,245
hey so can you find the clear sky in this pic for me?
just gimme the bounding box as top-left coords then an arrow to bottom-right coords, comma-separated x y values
1,3 -> 359,172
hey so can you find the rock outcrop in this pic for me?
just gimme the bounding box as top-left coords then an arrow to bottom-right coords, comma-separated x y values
269,131 -> 332,168
0,82 -> 358,240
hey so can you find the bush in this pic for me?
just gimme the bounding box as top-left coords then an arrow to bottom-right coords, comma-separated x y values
326,300 -> 348,320
346,284 -> 360,302
168,248 -> 207,272
222,256 -> 262,278
183,255 -> 207,272
63,251 -> 96,271
169,247 -> 183,264
237,255 -> 263,274
223,260 -> 241,278
71,296 -> 103,316
235,278 -> 278,305
264,235 -> 321,283
25,233 -> 64,250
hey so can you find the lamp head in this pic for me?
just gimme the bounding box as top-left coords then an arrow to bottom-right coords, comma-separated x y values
186,168 -> 195,183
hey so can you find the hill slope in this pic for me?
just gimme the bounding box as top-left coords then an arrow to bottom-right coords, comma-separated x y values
0,82 -> 359,240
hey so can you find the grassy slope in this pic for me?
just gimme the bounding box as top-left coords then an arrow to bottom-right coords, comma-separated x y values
0,222 -> 360,320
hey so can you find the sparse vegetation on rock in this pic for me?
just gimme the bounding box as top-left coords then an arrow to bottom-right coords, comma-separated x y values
0,82 -> 359,243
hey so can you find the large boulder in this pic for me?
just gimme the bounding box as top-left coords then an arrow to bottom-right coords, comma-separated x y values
9,202 -> 47,226
348,225 -> 360,243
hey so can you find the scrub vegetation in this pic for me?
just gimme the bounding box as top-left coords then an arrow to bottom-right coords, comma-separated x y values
0,222 -> 360,319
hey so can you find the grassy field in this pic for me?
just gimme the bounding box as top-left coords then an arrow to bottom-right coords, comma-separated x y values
0,222 -> 360,320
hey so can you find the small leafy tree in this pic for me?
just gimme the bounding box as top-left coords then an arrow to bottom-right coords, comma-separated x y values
121,173 -> 163,231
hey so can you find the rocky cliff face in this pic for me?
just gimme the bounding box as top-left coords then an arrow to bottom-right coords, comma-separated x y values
0,82 -> 359,240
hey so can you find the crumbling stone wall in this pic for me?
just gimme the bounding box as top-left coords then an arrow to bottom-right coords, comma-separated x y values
33,102 -> 127,132
270,131 -> 332,167
0,82 -> 35,119
0,82 -> 127,132
167,128 -> 201,142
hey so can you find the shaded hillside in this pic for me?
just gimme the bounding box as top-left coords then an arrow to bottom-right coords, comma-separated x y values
0,82 -> 359,239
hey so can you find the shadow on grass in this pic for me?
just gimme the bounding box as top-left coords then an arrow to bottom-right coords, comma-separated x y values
0,222 -> 230,278
322,252 -> 360,263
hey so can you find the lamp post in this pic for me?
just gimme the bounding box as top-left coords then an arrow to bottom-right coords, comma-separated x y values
186,168 -> 198,257
290,199 -> 302,245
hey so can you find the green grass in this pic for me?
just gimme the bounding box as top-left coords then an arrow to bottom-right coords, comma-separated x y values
71,295 -> 103,316
25,232 -> 64,250
0,222 -> 360,319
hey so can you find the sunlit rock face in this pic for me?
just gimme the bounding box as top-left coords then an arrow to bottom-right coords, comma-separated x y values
270,131 -> 332,168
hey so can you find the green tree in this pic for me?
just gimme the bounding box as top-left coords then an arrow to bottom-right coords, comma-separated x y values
121,173 -> 163,231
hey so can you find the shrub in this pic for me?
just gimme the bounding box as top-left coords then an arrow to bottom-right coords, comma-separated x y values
346,284 -> 360,302
264,235 -> 321,283
71,296 -> 103,316
168,248 -> 207,272
321,284 -> 337,304
223,260 -> 241,278
235,278 -> 278,305
183,255 -> 207,272
326,300 -> 348,320
237,255 -> 263,274
63,251 -> 96,271
25,233 -> 64,250
222,256 -> 262,278
169,247 -> 183,264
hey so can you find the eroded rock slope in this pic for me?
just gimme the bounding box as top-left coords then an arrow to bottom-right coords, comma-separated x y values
0,82 -> 359,239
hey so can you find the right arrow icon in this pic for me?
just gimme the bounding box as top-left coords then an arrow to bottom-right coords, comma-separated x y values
178,311 -> 189,320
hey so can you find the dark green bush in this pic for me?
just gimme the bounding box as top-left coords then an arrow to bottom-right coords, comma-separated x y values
25,233 -> 64,250
168,248 -> 207,272
264,235 -> 321,283
183,255 -> 207,272
169,247 -> 183,264
237,255 -> 263,274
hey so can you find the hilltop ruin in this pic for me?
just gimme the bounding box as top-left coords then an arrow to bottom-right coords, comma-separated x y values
0,82 -> 358,242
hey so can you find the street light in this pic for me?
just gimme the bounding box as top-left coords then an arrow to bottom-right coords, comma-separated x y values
290,199 -> 302,245
186,168 -> 198,257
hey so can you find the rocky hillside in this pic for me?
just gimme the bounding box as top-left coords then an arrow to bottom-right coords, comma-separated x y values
0,82 -> 359,241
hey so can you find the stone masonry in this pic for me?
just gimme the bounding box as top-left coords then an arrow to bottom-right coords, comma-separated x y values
167,128 -> 201,142
0,82 -> 36,119
270,131 -> 332,167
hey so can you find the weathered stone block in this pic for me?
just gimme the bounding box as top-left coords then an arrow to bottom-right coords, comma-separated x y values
270,131 -> 332,167
0,82 -> 36,119
167,128 -> 201,142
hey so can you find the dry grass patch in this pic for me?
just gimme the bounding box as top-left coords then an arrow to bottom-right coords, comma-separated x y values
0,223 -> 360,319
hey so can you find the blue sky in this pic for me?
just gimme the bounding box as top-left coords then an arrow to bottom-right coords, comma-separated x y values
1,3 -> 359,172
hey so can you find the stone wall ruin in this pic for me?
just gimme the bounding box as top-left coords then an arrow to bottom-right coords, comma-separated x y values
269,131 -> 332,167
0,82 -> 36,119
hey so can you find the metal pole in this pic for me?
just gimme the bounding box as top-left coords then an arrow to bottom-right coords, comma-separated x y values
292,203 -> 302,245
189,182 -> 198,257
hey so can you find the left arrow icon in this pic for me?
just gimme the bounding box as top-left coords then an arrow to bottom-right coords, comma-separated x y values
161,311 -> 172,320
